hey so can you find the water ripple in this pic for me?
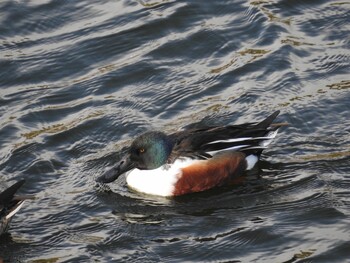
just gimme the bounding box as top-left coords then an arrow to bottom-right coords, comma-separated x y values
1,0 -> 350,262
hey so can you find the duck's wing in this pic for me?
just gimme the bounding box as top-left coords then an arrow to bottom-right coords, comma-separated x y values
0,180 -> 26,221
170,111 -> 284,160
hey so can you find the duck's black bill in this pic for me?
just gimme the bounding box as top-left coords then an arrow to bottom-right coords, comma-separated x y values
96,155 -> 133,184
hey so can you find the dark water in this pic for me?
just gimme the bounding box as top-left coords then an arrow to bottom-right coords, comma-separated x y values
0,0 -> 349,262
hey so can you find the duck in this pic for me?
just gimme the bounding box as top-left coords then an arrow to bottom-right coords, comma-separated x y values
0,180 -> 27,235
97,111 -> 284,196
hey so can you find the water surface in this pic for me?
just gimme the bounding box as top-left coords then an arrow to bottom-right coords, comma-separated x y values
0,0 -> 349,262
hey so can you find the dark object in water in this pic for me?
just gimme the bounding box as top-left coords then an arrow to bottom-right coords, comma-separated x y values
0,180 -> 31,235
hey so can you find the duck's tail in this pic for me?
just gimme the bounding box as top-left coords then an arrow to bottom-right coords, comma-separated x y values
0,180 -> 25,205
243,110 -> 286,169
256,110 -> 281,129
239,110 -> 285,157
0,180 -> 29,221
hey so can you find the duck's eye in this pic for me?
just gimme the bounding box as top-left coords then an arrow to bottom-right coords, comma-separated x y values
139,148 -> 145,154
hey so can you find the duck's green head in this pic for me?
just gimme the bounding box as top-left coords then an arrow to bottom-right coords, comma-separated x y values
96,131 -> 174,183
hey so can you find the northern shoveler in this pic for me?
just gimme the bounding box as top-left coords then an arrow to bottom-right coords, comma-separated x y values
97,111 -> 284,196
0,180 -> 27,235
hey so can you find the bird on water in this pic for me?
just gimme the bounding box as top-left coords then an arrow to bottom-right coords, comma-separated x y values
97,111 -> 284,196
0,180 -> 30,235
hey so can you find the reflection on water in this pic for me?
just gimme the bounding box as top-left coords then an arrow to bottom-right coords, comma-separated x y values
0,0 -> 350,262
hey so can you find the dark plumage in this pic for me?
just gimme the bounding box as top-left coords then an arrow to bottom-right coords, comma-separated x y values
0,180 -> 27,235
168,110 -> 282,160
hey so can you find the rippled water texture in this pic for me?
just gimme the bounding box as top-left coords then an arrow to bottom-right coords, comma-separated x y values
1,0 -> 349,262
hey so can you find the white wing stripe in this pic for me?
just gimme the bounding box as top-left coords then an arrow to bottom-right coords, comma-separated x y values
206,145 -> 269,156
5,201 -> 25,220
206,145 -> 250,155
205,133 -> 278,145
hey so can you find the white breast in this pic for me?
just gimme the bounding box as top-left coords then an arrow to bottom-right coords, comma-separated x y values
125,158 -> 196,196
